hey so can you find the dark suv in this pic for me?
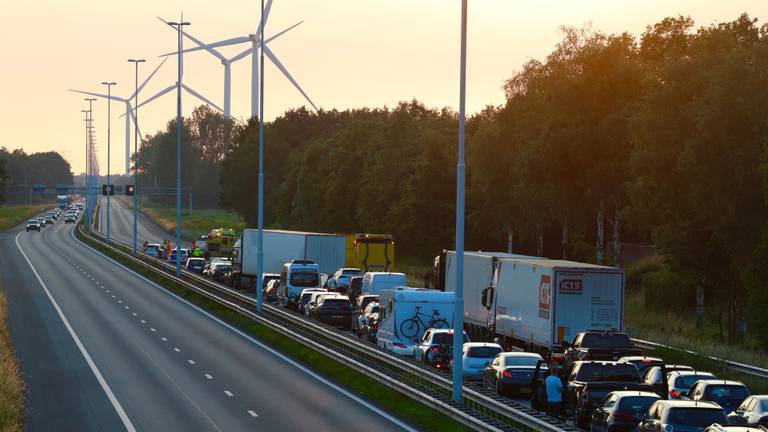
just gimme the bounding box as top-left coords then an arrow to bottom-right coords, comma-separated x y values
637,400 -> 727,432
562,331 -> 642,371
310,295 -> 355,329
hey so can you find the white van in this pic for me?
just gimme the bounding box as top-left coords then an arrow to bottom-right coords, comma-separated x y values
376,287 -> 455,356
361,272 -> 408,295
278,260 -> 321,309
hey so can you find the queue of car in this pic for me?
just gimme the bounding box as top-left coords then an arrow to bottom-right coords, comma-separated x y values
26,205 -> 82,231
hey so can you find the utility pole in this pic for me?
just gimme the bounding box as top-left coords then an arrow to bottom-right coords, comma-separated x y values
255,0 -> 266,311
128,58 -> 146,254
85,98 -> 96,231
101,82 -> 117,242
169,15 -> 190,276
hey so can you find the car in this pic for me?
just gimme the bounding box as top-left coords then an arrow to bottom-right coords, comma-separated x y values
356,301 -> 380,340
262,279 -> 280,302
636,400 -> 727,432
618,356 -> 665,378
347,276 -> 364,303
36,217 -> 47,227
704,425 -> 764,432
204,257 -> 229,276
167,248 -> 189,264
64,214 -> 76,224
566,360 -> 654,428
351,294 -> 379,335
562,331 -> 643,371
47,212 -> 58,220
414,328 -> 470,367
143,243 -> 164,258
727,395 -> 768,427
26,220 -> 41,231
298,288 -> 327,315
304,291 -> 331,316
590,391 -> 661,432
688,380 -> 750,414
184,257 -> 206,274
261,273 -> 280,294
209,262 -> 231,282
459,342 -> 503,381
327,268 -> 364,293
642,364 -> 695,398
481,351 -> 543,396
44,217 -> 54,225
309,295 -> 355,329
667,370 -> 717,399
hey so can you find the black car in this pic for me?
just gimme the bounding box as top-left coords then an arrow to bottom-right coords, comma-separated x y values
688,380 -> 750,414
347,276 -> 364,303
310,295 -> 355,329
482,352 -> 545,397
185,258 -> 206,274
590,391 -> 661,432
562,331 -> 642,372
637,400 -> 727,432
26,220 -> 41,231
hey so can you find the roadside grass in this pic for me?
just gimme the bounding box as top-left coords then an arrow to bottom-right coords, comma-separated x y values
0,204 -> 50,231
141,204 -> 247,241
396,256 -> 431,288
0,281 -> 24,432
76,226 -> 472,432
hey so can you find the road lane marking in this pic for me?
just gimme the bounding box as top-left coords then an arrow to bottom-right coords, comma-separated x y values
224,390 -> 233,397
187,359 -> 196,365
204,374 -> 213,380
173,347 -> 181,352
161,337 -> 167,342
150,328 -> 156,332
140,320 -> 146,324
15,231 -> 137,432
247,410 -> 259,418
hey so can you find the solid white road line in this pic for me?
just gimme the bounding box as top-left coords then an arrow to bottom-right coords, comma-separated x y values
224,390 -> 233,397
187,360 -> 196,365
71,227 -> 416,432
173,348 -> 181,352
15,231 -> 137,432
204,374 -> 213,380
247,410 -> 259,418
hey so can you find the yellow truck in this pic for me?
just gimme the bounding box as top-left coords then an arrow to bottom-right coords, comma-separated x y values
344,233 -> 395,272
201,228 -> 237,258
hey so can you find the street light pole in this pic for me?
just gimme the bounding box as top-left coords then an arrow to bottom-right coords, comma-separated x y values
452,0 -> 468,403
255,0 -> 266,312
81,109 -> 90,214
169,16 -> 190,277
128,58 -> 146,254
85,98 -> 96,231
101,81 -> 117,243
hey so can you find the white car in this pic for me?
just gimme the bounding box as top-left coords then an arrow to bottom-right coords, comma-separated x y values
667,370 -> 716,399
457,342 -> 503,381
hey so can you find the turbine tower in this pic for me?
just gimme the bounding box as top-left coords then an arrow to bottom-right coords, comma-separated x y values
69,59 -> 166,175
161,0 -> 318,119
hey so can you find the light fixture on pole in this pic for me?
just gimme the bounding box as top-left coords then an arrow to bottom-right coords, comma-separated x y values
128,58 -> 145,255
81,109 -> 90,213
452,0 -> 468,403
85,97 -> 97,231
168,16 -> 190,277
255,0 -> 266,312
101,81 -> 116,243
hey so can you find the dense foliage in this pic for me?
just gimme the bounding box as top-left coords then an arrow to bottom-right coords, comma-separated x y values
0,148 -> 74,203
137,14 -> 768,347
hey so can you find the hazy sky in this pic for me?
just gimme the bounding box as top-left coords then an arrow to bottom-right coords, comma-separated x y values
1,1 -> 766,175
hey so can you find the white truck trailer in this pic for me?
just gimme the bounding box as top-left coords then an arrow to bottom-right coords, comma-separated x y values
485,258 -> 625,354
230,229 -> 346,289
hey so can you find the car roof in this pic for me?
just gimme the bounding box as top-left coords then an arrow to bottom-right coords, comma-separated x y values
463,342 -> 502,348
574,360 -> 622,366
656,399 -> 722,408
301,288 -> 326,294
339,268 -> 362,272
671,370 -> 715,377
497,352 -> 543,359
187,257 -> 205,262
608,390 -> 661,398
693,379 -> 746,387
619,356 -> 663,362
321,294 -> 350,300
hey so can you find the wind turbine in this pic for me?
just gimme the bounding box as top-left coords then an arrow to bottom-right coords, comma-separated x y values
70,59 -> 167,176
160,0 -> 318,119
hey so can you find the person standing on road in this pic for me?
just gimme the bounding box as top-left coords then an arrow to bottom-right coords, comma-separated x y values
545,364 -> 562,418
164,240 -> 171,259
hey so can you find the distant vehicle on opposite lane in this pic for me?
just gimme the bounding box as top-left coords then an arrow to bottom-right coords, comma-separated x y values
26,220 -> 41,231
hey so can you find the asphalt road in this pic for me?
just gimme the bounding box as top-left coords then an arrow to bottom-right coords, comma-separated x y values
0,213 -> 414,431
98,196 -> 176,249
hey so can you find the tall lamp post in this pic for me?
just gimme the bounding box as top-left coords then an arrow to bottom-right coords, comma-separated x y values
168,16 -> 190,276
128,58 -> 145,254
101,81 -> 117,243
85,98 -> 96,230
452,0 -> 468,402
81,109 -> 90,216
255,0 -> 266,311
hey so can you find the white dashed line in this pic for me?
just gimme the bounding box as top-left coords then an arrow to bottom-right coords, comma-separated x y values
140,320 -> 146,324
150,328 -> 156,332
204,374 -> 213,380
117,300 -> 123,304
224,390 -> 233,397
247,410 -> 258,418
124,306 -> 130,310
161,337 -> 167,342
187,359 -> 196,365
132,312 -> 137,316
111,295 -> 116,298
173,347 -> 181,352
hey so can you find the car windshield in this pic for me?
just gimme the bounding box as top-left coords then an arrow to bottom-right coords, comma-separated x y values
705,385 -> 749,399
760,399 -> 768,412
674,374 -> 713,389
433,333 -> 469,345
290,271 -> 319,287
504,356 -> 541,367
188,261 -> 204,268
580,333 -> 633,348
467,346 -> 503,358
667,408 -> 725,426
369,305 -> 379,314
214,264 -> 231,270
575,364 -> 640,382
618,396 -> 658,413
342,270 -> 362,275
27,220 -> 37,224
360,297 -> 378,310
300,293 -> 314,303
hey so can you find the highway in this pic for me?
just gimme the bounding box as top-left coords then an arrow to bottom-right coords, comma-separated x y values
0,212 -> 414,431
98,196 -> 174,249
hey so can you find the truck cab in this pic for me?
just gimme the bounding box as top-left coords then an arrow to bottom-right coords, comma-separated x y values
278,260 -> 321,310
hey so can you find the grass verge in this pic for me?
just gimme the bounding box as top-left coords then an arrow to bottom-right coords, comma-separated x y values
141,204 -> 247,241
0,281 -> 24,432
76,225 -> 472,431
0,205 -> 50,231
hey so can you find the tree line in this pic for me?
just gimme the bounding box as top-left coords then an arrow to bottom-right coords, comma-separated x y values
0,148 -> 74,204
135,14 -> 768,347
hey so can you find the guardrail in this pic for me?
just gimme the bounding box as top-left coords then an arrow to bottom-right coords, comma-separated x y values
79,224 -> 578,432
631,338 -> 768,380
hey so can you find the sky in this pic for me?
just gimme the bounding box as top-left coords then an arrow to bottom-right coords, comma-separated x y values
1,1 -> 767,175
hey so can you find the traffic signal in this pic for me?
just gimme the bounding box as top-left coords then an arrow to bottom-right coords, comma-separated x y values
102,185 -> 115,196
125,185 -> 135,196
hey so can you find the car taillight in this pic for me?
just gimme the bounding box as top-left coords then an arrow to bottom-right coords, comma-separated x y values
501,370 -> 514,379
552,353 -> 564,363
429,346 -> 440,352
669,389 -> 681,399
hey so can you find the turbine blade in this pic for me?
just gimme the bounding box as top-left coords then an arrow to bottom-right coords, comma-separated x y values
127,107 -> 144,142
264,20 -> 304,45
129,57 -> 168,100
181,84 -> 224,113
157,16 -> 227,62
263,45 -> 318,111
69,89 -> 125,102
128,84 -> 176,114
256,0 -> 274,39
159,36 -> 250,57
230,47 -> 252,63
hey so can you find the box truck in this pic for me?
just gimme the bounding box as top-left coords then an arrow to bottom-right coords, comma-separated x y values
432,250 -> 540,339
344,233 -> 396,272
229,229 -> 345,290
377,287 -> 455,356
484,258 -> 625,354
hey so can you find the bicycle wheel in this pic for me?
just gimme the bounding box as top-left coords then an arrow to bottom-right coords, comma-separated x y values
429,318 -> 450,329
399,318 -> 421,339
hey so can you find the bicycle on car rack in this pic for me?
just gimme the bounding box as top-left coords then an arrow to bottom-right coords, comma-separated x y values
399,306 -> 450,339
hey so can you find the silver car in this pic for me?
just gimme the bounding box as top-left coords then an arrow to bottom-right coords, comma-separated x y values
666,370 -> 716,399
